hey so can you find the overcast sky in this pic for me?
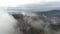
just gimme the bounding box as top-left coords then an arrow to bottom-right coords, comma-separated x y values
0,0 -> 60,7
0,0 -> 43,7
0,0 -> 60,12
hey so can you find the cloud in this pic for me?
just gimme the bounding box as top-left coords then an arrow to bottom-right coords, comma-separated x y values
0,0 -> 44,7
0,0 -> 60,7
1,0 -> 60,12
19,1 -> 60,12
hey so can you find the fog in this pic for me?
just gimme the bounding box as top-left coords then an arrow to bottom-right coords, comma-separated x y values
0,0 -> 60,34
0,12 -> 23,34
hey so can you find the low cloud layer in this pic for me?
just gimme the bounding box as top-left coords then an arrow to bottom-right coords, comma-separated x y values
21,2 -> 60,12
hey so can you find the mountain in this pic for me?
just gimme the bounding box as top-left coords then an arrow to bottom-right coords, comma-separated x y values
35,10 -> 60,18
36,10 -> 60,15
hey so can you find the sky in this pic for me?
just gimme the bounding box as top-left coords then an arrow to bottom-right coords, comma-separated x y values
0,0 -> 43,7
0,0 -> 60,7
0,0 -> 60,12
